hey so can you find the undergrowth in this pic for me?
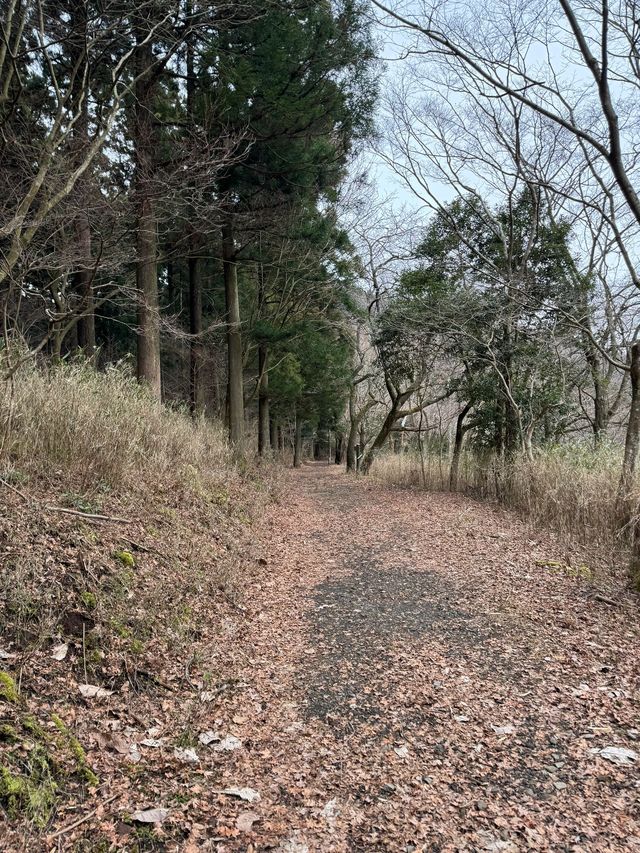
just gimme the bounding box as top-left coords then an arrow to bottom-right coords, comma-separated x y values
0,356 -> 276,842
0,357 -> 231,493
371,442 -> 638,570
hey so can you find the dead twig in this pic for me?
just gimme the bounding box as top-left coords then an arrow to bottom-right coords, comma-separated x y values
0,478 -> 34,503
47,794 -> 118,839
44,506 -> 132,524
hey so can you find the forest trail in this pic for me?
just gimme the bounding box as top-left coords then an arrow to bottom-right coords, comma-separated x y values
212,463 -> 640,852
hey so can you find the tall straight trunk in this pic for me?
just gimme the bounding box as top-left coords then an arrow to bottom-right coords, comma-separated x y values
618,343 -> 640,520
70,1 -> 95,356
269,417 -> 277,452
258,343 -> 270,455
75,210 -> 95,356
186,14 -> 205,413
346,386 -> 358,471
334,433 -> 343,465
293,415 -> 303,468
593,387 -> 609,444
502,307 -> 519,457
134,37 -> 161,398
346,427 -> 357,471
449,403 -> 471,491
189,253 -> 205,413
582,328 -> 609,444
222,216 -> 244,447
136,194 -> 161,397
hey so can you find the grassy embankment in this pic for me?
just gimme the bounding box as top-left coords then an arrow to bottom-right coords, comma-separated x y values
0,360 -> 273,847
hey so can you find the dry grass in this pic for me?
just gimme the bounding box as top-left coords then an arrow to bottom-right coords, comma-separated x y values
0,358 -> 232,494
371,442 -> 637,560
0,356 -> 281,846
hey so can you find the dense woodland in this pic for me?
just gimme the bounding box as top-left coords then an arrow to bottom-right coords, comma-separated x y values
4,0 -> 640,570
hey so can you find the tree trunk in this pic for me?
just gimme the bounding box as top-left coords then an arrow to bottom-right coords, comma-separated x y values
136,193 -> 161,397
70,1 -> 95,357
593,377 -> 609,445
269,417 -> 277,452
346,428 -> 357,471
222,215 -> 244,448
75,210 -> 95,356
334,433 -> 343,465
617,343 -> 640,522
449,403 -> 471,491
189,252 -> 205,413
134,38 -> 161,398
293,416 -> 303,468
258,343 -> 270,456
186,15 -> 204,414
582,329 -> 609,444
361,391 -> 410,474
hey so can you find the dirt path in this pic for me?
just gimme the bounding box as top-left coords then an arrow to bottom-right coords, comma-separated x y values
206,463 -> 640,852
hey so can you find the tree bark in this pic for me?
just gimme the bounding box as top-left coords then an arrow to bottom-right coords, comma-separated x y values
186,16 -> 205,414
134,36 -> 161,398
361,390 -> 411,474
136,193 -> 161,397
449,403 -> 471,491
189,252 -> 205,413
70,1 -> 95,357
258,343 -> 270,455
75,210 -> 95,356
293,416 -> 303,468
222,215 -> 244,447
582,329 -> 609,444
617,343 -> 640,521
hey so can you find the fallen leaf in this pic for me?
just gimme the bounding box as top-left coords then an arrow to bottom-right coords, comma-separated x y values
140,738 -> 163,748
214,735 -> 242,752
174,747 -> 199,763
491,724 -> 515,735
591,746 -> 638,765
236,810 -> 260,832
198,730 -> 220,745
131,808 -> 169,824
51,642 -> 68,661
200,691 -> 216,702
79,684 -> 113,699
321,798 -> 339,820
220,787 -> 260,803
0,649 -> 16,660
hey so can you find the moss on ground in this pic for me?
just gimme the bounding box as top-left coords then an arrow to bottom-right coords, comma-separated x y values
0,671 -> 19,703
0,709 -> 98,828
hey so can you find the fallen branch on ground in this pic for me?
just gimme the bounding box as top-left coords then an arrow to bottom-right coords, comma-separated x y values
44,506 -> 132,523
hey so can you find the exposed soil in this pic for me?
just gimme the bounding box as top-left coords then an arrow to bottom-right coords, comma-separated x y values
2,462 -> 640,851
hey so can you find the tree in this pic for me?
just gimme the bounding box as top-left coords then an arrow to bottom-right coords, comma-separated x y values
211,0 -> 376,445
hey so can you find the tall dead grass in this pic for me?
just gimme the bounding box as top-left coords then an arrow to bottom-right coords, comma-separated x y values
0,358 -> 232,493
371,443 -> 635,557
